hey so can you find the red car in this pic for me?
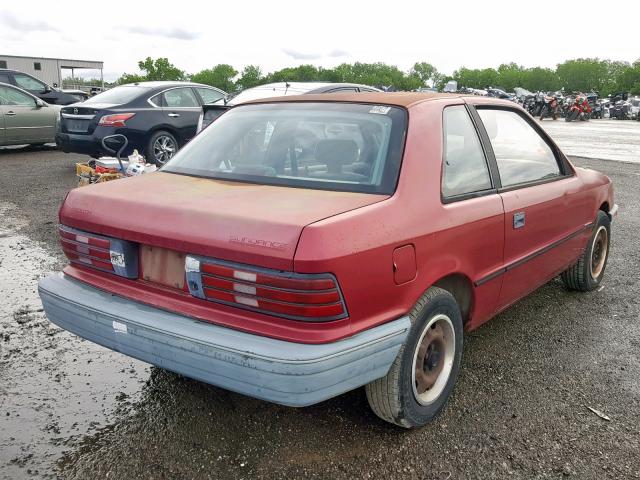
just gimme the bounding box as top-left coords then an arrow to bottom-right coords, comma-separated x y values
39,93 -> 617,428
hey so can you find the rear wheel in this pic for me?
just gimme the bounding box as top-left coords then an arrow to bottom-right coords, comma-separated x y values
561,211 -> 611,291
147,130 -> 178,166
365,287 -> 463,428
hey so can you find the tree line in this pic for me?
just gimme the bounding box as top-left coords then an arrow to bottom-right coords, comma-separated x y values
113,57 -> 640,96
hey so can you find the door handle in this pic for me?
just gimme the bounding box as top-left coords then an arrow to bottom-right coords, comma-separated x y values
5,111 -> 16,116
168,113 -> 180,117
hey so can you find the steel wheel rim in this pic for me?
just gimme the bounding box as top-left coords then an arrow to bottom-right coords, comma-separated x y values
411,314 -> 455,405
153,135 -> 176,164
590,226 -> 608,279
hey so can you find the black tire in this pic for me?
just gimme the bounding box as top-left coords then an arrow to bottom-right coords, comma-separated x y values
146,130 -> 178,166
365,287 -> 463,428
561,211 -> 611,292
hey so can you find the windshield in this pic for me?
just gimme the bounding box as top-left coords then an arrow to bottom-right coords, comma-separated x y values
83,86 -> 148,105
164,102 -> 407,194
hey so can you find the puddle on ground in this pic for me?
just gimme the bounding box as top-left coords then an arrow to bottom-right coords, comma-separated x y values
0,202 -> 149,479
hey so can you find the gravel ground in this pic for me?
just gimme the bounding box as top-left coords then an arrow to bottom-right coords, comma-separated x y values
0,145 -> 638,480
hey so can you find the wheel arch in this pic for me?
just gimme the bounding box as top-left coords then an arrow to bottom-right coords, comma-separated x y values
146,125 -> 181,146
431,273 -> 475,325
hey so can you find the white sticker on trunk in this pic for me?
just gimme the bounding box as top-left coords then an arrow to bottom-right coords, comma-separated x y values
112,320 -> 128,334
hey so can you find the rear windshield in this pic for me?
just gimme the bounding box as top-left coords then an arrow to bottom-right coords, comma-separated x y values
163,102 -> 407,194
83,86 -> 148,105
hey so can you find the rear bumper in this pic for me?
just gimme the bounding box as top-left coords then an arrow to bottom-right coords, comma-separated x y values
56,132 -> 103,157
38,274 -> 410,407
55,128 -> 145,157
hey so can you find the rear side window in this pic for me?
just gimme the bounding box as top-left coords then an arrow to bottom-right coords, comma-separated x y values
442,106 -> 492,198
477,109 -> 561,187
196,87 -> 224,104
163,88 -> 199,108
85,86 -> 148,105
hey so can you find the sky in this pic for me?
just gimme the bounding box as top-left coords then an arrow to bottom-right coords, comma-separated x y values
2,0 -> 640,82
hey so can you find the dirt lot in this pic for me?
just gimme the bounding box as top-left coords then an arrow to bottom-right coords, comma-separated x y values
0,141 -> 639,479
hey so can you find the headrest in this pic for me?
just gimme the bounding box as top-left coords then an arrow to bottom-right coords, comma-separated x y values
314,139 -> 359,168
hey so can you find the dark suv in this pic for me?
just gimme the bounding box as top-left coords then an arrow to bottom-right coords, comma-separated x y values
0,69 -> 79,105
56,82 -> 226,164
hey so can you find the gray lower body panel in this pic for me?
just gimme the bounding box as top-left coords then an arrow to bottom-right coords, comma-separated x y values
38,273 -> 410,407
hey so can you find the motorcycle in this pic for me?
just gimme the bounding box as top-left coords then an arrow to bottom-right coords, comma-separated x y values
530,92 -> 546,117
565,95 -> 591,122
539,95 -> 559,120
609,100 -> 631,120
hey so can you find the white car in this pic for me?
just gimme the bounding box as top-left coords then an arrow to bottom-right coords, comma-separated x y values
197,82 -> 381,132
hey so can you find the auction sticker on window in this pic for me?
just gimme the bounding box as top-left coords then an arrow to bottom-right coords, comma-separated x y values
369,105 -> 391,114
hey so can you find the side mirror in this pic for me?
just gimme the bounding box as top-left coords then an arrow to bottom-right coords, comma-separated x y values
35,99 -> 46,108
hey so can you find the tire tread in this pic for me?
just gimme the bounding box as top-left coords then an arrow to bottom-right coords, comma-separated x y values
365,287 -> 453,428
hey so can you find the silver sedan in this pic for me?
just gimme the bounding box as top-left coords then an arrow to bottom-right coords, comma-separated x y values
0,82 -> 60,147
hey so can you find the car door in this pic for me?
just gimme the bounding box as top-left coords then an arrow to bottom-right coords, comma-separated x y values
0,85 -> 53,144
160,87 -> 202,143
473,106 -> 591,310
0,106 -> 5,145
439,105 -> 505,325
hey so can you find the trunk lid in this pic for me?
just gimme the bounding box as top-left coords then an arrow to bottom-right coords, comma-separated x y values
60,104 -> 114,135
60,172 -> 388,271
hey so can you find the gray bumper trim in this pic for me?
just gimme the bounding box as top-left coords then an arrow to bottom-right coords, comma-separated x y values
38,274 -> 410,407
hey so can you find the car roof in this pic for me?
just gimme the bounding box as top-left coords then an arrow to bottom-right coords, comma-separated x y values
119,81 -> 224,90
240,91 -> 521,109
240,91 -> 462,108
227,82 -> 380,105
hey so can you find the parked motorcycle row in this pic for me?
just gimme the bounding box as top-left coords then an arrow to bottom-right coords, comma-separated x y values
451,81 -> 640,122
519,91 -> 640,122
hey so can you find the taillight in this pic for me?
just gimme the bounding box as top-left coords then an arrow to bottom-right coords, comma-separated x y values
185,256 -> 348,322
59,225 -> 138,278
98,113 -> 135,127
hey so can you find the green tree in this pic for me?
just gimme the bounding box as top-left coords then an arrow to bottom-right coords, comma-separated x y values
191,64 -> 238,92
496,63 -> 524,91
409,62 -> 438,87
556,58 -> 609,93
265,64 -> 321,83
116,72 -> 145,85
453,67 -> 499,89
236,65 -> 263,90
521,67 -> 560,92
614,60 -> 640,94
138,57 -> 185,81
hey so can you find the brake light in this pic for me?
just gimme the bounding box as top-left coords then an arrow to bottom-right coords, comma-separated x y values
59,225 -> 138,278
185,256 -> 348,322
98,113 -> 135,127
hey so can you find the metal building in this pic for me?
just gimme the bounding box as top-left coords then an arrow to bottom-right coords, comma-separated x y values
0,54 -> 104,89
